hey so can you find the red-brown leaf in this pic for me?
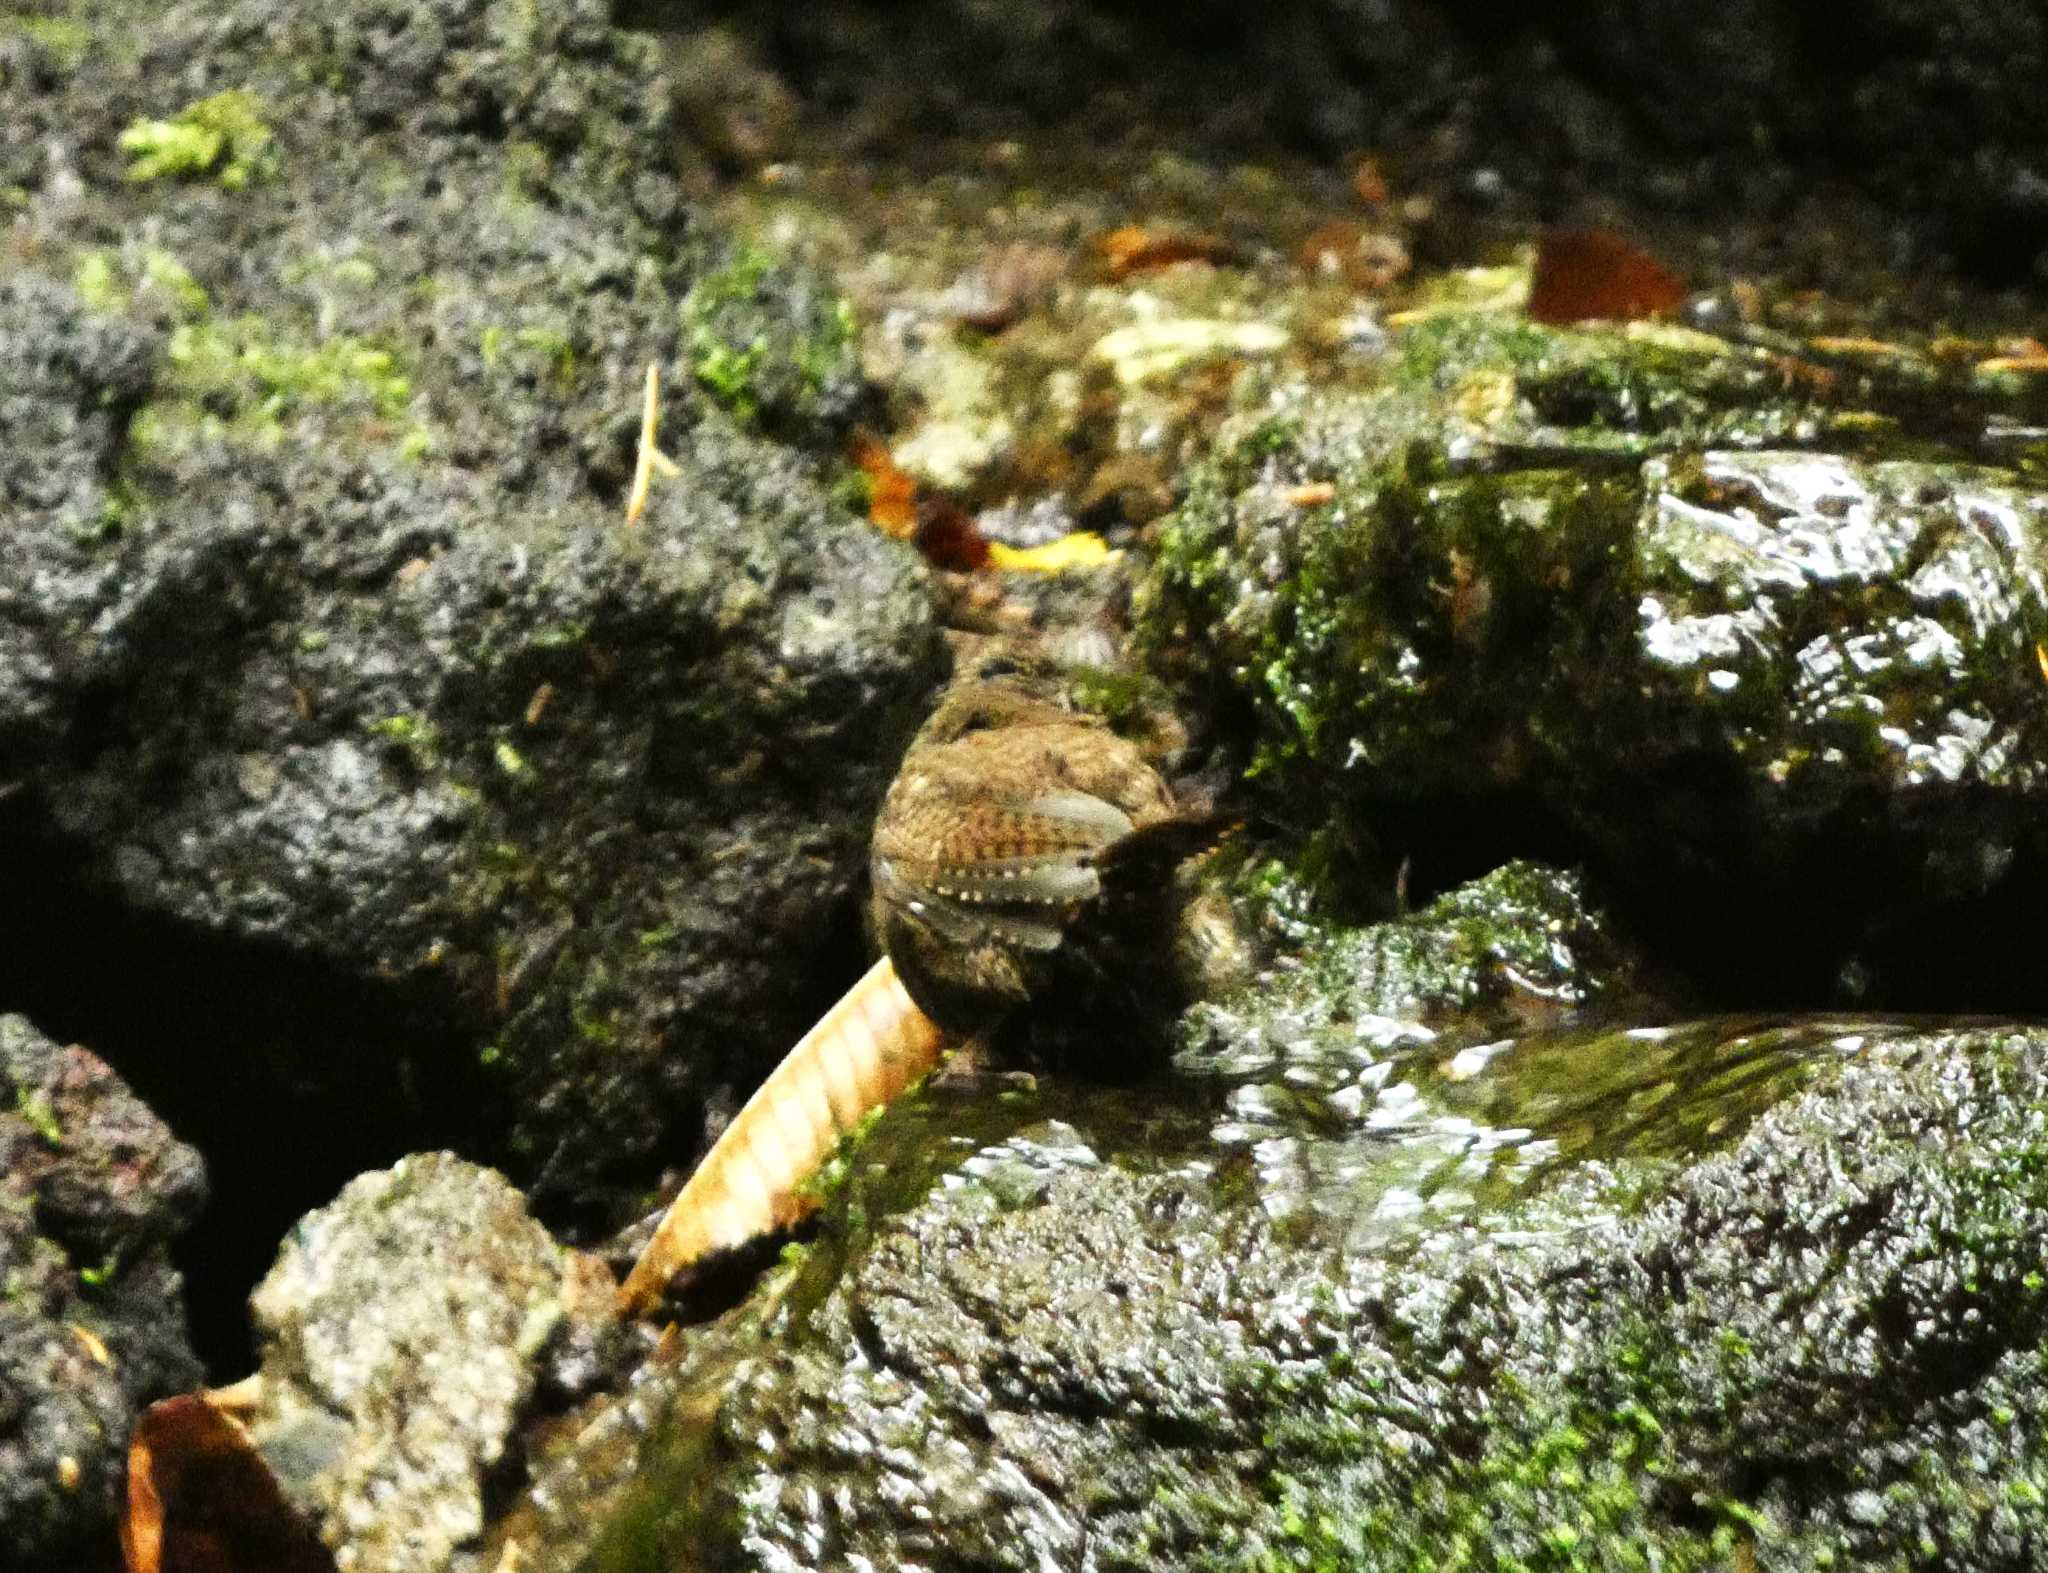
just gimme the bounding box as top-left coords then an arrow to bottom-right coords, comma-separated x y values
1527,227 -> 1685,324
849,433 -> 993,570
122,1394 -> 334,1573
1095,225 -> 1231,281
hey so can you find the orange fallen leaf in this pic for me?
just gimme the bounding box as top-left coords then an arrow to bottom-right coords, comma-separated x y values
849,434 -> 993,570
1527,227 -> 1685,325
123,1392 -> 334,1573
850,431 -> 919,540
619,956 -> 947,1316
1095,224 -> 1231,281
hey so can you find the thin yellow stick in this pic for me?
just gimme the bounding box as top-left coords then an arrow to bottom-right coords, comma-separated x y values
617,957 -> 947,1317
624,360 -> 674,524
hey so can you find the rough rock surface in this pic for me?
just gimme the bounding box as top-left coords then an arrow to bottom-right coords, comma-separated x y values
243,1152 -> 584,1573
566,1001 -> 2048,1571
0,1015 -> 206,1570
0,0 -> 944,1209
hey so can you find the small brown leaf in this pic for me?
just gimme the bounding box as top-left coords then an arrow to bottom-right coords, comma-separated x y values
1094,224 -> 1231,281
1527,227 -> 1685,325
1350,153 -> 1390,207
123,1392 -> 335,1573
914,496 -> 994,573
1299,221 -> 1409,291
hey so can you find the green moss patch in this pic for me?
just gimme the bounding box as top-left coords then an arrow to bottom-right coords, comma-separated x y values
118,89 -> 274,189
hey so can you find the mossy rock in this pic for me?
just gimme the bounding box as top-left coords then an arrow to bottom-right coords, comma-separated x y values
1138,313 -> 2048,1004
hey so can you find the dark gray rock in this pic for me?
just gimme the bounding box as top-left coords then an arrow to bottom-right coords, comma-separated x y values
0,0 -> 944,1211
0,1014 -> 205,1571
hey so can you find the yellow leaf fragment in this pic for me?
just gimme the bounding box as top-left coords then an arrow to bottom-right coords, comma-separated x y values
1089,319 -> 1287,387
1385,262 -> 1531,326
1979,354 -> 2048,376
1279,482 -> 1337,508
1806,334 -> 1915,358
986,532 -> 1114,573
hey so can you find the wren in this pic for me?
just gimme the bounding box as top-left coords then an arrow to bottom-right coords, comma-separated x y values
869,655 -> 1222,1064
620,653 -> 1224,1313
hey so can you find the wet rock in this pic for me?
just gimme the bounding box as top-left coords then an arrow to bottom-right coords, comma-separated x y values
532,1004 -> 2047,1571
1224,859 -> 1633,1032
0,0 -> 944,1213
0,1015 -> 205,1570
1139,314 -> 2048,1005
489,860 -> 1623,1562
240,1152 -> 589,1573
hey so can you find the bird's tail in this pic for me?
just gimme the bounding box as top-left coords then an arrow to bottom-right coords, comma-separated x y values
1093,811 -> 1243,890
617,956 -> 947,1317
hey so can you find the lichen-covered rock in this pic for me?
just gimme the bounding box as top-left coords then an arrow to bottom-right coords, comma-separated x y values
1139,314 -> 2048,1004
0,0 -> 944,1210
0,1015 -> 206,1570
242,1152 -> 582,1573
680,240 -> 869,445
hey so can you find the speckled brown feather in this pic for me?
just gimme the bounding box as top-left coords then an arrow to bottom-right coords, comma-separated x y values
621,666 -> 1217,1316
870,674 -> 1183,1034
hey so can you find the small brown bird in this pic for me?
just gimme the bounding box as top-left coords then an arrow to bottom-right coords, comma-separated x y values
618,655 -> 1219,1315
870,666 -> 1186,1037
